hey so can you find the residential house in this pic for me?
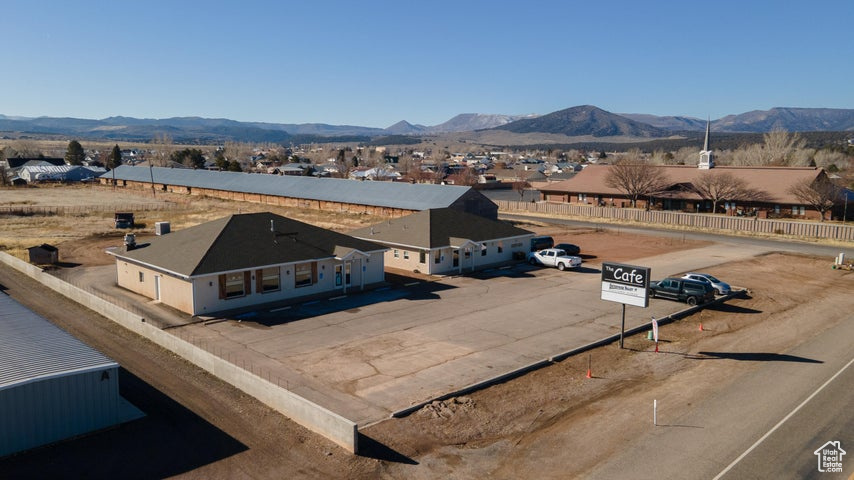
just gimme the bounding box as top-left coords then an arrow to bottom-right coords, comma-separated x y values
349,166 -> 401,181
19,165 -> 106,183
349,208 -> 534,275
1,157 -> 65,170
107,212 -> 387,315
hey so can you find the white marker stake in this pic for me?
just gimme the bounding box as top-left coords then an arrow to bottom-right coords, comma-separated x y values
654,399 -> 658,426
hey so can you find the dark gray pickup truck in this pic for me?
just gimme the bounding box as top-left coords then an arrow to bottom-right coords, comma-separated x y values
649,277 -> 715,305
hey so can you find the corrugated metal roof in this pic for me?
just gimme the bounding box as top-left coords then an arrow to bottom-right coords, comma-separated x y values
21,165 -> 106,174
100,165 -> 475,211
0,293 -> 116,390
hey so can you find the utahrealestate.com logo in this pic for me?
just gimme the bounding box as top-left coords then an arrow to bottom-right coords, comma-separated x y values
814,441 -> 846,473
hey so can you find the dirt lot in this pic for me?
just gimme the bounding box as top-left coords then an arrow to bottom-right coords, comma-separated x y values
2,186 -> 852,478
0,185 -> 383,262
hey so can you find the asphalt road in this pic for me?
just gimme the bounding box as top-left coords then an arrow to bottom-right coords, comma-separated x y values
586,305 -> 854,480
500,212 -> 854,259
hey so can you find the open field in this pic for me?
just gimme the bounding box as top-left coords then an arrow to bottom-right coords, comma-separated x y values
1,186 -> 852,478
0,185 -> 384,261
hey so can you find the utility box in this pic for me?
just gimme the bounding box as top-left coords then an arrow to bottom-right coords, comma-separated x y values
155,221 -> 170,235
27,244 -> 59,265
115,212 -> 134,229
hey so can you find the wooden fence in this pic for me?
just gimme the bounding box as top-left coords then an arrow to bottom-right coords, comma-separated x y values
496,200 -> 854,242
0,203 -> 180,216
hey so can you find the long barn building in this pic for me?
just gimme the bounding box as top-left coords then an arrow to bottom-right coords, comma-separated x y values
99,166 -> 498,219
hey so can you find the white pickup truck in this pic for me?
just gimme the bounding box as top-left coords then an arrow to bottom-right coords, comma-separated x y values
527,248 -> 582,271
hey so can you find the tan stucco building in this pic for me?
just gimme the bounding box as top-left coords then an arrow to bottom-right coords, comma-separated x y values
109,212 -> 387,315
349,208 -> 534,275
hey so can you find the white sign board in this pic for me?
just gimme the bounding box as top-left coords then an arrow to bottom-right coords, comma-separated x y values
601,262 -> 650,308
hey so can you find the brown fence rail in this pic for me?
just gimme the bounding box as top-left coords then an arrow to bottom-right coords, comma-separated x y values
496,200 -> 854,242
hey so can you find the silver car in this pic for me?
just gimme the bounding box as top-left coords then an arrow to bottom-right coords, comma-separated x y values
681,273 -> 731,295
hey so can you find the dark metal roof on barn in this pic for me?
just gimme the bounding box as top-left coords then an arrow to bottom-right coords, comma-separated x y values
101,165 -> 482,211
349,208 -> 533,249
0,293 -> 116,390
110,212 -> 387,277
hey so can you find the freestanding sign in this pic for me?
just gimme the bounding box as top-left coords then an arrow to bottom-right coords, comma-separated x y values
601,262 -> 651,308
601,262 -> 651,348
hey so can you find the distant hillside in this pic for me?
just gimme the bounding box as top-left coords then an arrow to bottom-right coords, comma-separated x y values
494,105 -> 669,138
623,108 -> 854,133
713,107 -> 854,132
619,113 -> 708,131
3,106 -> 853,144
0,115 -> 374,143
427,113 -> 537,133
384,120 -> 428,135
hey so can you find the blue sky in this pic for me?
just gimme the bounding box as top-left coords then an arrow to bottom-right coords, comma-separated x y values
3,0 -> 852,128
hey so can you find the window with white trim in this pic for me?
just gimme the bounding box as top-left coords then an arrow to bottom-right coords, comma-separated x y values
259,267 -> 280,293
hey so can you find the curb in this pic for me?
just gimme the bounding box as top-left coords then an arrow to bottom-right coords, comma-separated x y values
389,289 -> 746,419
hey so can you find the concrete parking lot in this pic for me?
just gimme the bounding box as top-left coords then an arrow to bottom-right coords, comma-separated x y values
132,242 -> 767,426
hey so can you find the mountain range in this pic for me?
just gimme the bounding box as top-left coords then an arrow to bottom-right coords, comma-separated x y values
1,106 -> 852,144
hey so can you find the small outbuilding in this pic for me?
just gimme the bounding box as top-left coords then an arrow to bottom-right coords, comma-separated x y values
0,292 -> 142,457
27,243 -> 59,265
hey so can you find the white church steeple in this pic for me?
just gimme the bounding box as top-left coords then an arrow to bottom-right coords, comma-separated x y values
698,118 -> 714,169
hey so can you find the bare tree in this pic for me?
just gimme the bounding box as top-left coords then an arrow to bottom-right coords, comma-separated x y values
763,129 -> 806,165
10,139 -> 42,158
224,141 -> 252,170
813,150 -> 850,171
729,143 -> 765,166
151,133 -> 174,167
788,177 -> 842,222
0,164 -> 9,186
513,169 -> 531,201
673,146 -> 700,165
692,171 -> 752,213
604,160 -> 671,208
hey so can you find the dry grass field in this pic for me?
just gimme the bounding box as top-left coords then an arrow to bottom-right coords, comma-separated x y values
0,185 -> 384,261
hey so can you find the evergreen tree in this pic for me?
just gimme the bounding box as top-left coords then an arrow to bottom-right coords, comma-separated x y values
107,144 -> 122,169
227,160 -> 242,172
213,149 -> 228,170
65,140 -> 86,165
171,148 -> 206,169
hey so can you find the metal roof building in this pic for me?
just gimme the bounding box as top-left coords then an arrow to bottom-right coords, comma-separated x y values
18,165 -> 106,183
0,292 -> 142,457
99,165 -> 498,218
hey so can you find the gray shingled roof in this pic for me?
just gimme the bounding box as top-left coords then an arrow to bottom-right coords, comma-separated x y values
111,212 -> 387,277
101,165 -> 476,211
0,293 -> 116,390
349,208 -> 533,249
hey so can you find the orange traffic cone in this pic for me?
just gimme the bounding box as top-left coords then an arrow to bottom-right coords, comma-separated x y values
699,323 -> 704,331
586,368 -> 592,379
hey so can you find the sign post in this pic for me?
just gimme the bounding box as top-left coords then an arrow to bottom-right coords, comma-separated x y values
652,316 -> 659,353
601,262 -> 651,348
